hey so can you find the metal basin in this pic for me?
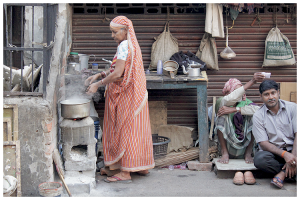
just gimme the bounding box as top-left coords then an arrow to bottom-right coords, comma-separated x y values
60,99 -> 90,119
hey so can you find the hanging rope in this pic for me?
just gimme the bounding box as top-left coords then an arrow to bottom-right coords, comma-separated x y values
167,6 -> 170,23
101,7 -> 110,22
272,5 -> 278,27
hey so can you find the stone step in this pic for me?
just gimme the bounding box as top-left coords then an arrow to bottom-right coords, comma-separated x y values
212,158 -> 259,179
63,175 -> 96,195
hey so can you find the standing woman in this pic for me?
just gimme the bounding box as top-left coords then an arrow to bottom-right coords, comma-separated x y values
86,16 -> 154,183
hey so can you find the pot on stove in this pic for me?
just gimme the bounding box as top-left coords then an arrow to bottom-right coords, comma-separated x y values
60,99 -> 91,119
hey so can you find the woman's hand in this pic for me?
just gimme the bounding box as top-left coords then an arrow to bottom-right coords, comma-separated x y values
84,74 -> 101,86
86,82 -> 100,95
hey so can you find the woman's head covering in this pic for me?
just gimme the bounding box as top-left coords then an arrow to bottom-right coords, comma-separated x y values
222,78 -> 246,101
108,16 -> 147,116
110,16 -> 141,86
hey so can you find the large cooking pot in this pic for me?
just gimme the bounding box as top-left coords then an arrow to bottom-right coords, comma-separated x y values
60,99 -> 90,119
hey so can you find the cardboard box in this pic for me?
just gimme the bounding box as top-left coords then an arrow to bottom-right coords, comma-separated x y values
280,82 -> 297,103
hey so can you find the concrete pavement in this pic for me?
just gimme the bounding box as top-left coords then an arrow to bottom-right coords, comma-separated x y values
61,167 -> 297,197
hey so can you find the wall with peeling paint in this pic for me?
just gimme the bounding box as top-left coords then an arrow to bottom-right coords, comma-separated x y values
3,4 -> 72,196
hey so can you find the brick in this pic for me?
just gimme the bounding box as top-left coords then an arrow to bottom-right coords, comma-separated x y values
63,176 -> 96,195
64,157 -> 96,171
45,143 -> 56,156
46,121 -> 53,133
187,161 -> 212,171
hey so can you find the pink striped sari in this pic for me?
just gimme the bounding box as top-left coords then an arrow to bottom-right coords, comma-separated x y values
102,16 -> 154,172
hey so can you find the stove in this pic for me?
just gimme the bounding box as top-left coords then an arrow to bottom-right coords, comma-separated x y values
59,116 -> 97,194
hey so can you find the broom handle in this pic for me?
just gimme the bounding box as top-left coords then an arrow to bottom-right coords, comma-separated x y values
55,164 -> 72,197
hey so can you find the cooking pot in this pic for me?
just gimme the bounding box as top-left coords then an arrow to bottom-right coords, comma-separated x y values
60,99 -> 90,119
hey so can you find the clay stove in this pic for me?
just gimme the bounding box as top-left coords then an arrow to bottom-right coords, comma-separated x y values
60,116 -> 97,194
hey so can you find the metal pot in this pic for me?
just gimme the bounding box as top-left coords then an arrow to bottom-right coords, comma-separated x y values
60,99 -> 91,119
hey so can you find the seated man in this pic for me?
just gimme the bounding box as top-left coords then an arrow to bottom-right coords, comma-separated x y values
252,80 -> 297,189
214,73 -> 263,165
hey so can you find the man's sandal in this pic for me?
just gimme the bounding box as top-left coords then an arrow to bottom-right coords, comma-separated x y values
244,171 -> 256,185
233,171 -> 244,185
271,176 -> 283,189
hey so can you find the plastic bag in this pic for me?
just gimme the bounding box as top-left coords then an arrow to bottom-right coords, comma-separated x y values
220,27 -> 236,59
149,22 -> 179,71
262,27 -> 296,67
220,46 -> 236,59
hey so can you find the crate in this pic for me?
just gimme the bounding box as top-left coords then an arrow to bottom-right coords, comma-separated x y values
152,134 -> 171,159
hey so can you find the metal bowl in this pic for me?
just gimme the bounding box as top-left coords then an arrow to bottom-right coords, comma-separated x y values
163,60 -> 179,78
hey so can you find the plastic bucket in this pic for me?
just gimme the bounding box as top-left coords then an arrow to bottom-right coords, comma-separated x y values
38,182 -> 62,197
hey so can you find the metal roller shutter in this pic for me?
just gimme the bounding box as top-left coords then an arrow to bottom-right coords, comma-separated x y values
71,3 -> 297,132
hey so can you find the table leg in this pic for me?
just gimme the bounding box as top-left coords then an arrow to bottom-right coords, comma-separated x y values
197,84 -> 209,162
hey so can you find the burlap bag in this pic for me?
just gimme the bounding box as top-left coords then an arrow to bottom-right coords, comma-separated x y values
196,33 -> 219,70
149,22 -> 179,71
262,27 -> 296,67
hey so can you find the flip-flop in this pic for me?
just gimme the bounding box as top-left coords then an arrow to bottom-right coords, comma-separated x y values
233,171 -> 244,185
104,175 -> 132,183
271,176 -> 283,189
244,171 -> 256,185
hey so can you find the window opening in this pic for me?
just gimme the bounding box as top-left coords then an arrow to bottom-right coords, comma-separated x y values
3,3 -> 57,97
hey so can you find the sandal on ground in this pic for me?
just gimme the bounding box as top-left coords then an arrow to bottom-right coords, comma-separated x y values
233,171 -> 244,185
100,168 -> 107,176
136,171 -> 150,177
99,168 -> 120,177
104,175 -> 132,183
271,176 -> 283,189
244,171 -> 256,185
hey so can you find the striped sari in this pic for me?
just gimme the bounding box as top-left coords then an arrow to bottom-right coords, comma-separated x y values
102,16 -> 155,172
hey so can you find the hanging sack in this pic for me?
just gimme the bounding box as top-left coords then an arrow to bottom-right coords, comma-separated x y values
262,27 -> 296,67
196,33 -> 219,70
149,22 -> 179,71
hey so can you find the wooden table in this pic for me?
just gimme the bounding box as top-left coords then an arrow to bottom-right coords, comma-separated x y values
146,71 -> 209,163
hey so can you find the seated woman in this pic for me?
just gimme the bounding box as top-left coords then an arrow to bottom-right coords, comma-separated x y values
214,73 -> 265,184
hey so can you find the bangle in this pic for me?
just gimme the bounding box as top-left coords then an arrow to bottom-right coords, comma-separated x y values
103,71 -> 107,78
101,80 -> 104,85
100,71 -> 105,78
281,150 -> 287,158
